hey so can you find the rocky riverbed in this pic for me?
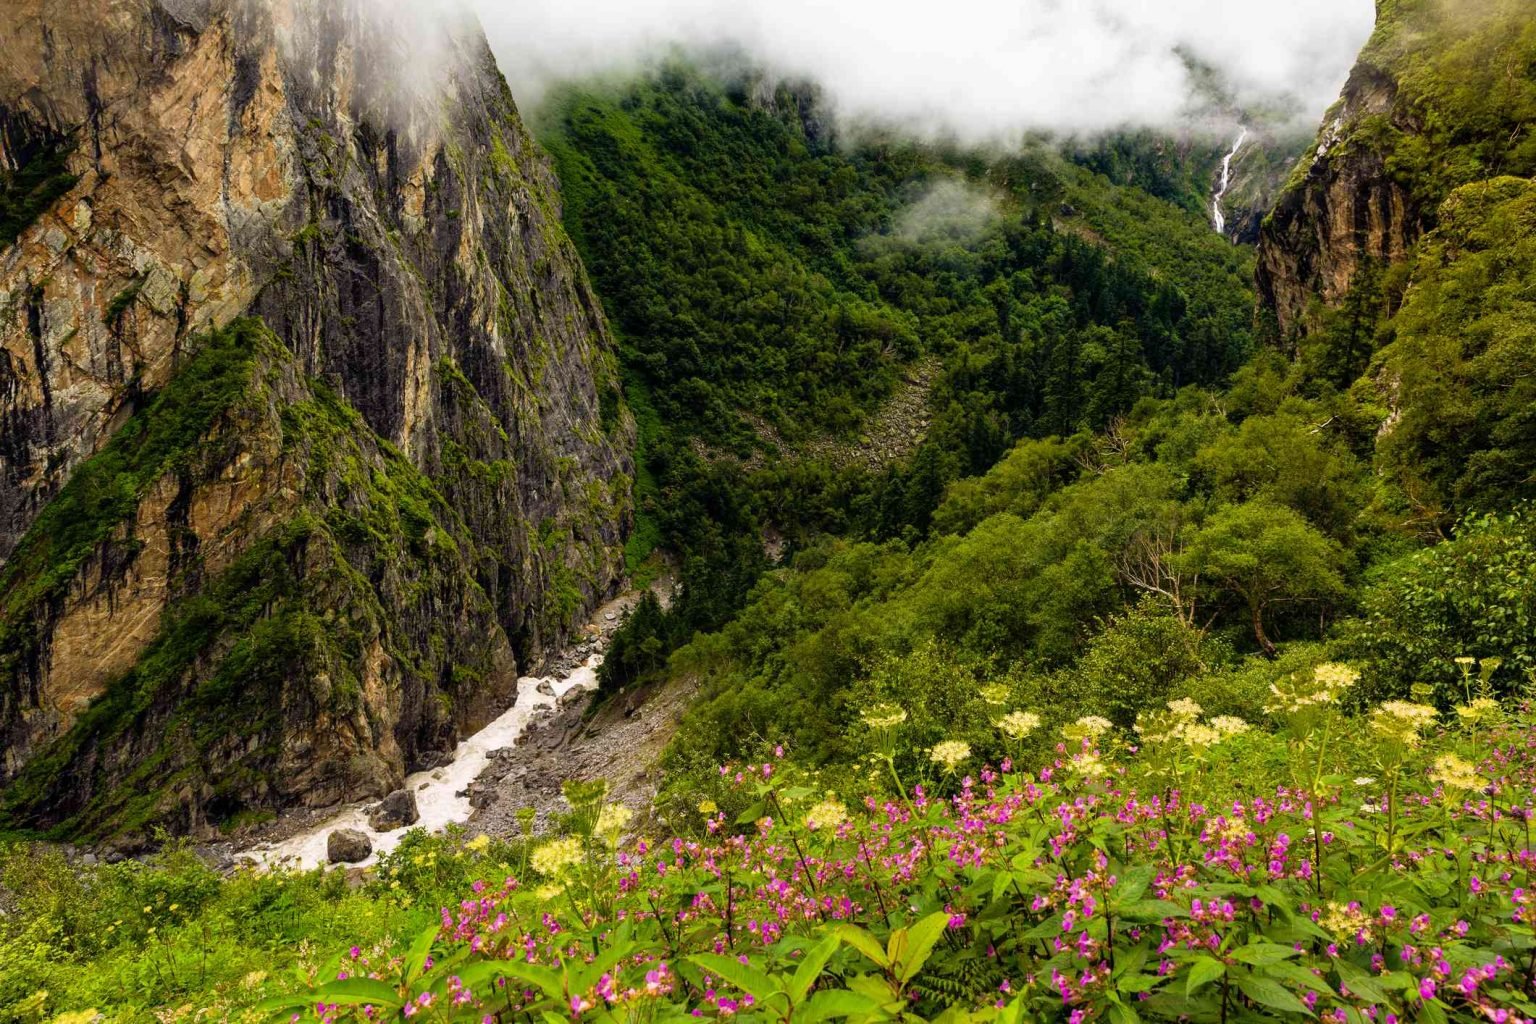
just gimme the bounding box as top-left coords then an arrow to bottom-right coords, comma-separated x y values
234,577 -> 676,870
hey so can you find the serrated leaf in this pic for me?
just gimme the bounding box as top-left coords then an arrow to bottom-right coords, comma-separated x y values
790,934 -> 842,1003
1115,864 -> 1156,905
836,924 -> 891,968
402,925 -> 439,985
1186,956 -> 1226,996
897,912 -> 952,984
800,989 -> 880,1022
1231,942 -> 1300,966
312,977 -> 405,1008
1237,974 -> 1312,1016
1333,961 -> 1388,1003
735,800 -> 767,825
688,953 -> 780,1003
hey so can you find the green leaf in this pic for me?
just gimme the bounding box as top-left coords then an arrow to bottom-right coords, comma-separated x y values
835,924 -> 891,969
311,977 -> 405,1008
1231,942 -> 1300,967
253,993 -> 314,1014
735,800 -> 767,825
688,953 -> 781,1003
897,912 -> 953,984
1107,998 -> 1143,1024
1185,957 -> 1226,996
1333,961 -> 1389,1003
574,937 -> 640,994
496,960 -> 565,1001
800,989 -> 880,1022
1115,864 -> 1156,905
790,934 -> 842,1003
1236,974 -> 1312,1016
402,925 -> 439,985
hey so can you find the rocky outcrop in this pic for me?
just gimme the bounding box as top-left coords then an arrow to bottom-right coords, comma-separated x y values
1254,61 -> 1415,340
0,1 -> 633,839
1255,0 -> 1536,341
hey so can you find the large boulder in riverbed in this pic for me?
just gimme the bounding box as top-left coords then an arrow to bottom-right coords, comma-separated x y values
328,829 -> 372,864
368,789 -> 420,832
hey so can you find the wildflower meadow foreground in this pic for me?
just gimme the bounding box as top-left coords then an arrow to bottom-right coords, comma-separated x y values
264,666 -> 1536,1024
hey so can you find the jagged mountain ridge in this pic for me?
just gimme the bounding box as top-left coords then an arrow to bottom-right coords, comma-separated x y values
0,0 -> 633,841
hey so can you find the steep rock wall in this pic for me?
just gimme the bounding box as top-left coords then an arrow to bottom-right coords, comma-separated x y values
0,1 -> 633,839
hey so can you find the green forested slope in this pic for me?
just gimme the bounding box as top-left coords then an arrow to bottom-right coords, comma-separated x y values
537,64 -> 1254,684
536,30 -> 1536,799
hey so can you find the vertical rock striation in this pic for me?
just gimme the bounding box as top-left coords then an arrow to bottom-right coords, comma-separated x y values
1255,0 -> 1536,341
0,0 -> 633,841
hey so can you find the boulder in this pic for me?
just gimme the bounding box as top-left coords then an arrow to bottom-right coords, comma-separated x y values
328,829 -> 372,864
368,789 -> 420,832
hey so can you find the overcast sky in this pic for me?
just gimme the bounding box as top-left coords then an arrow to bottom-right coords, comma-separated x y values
470,0 -> 1376,139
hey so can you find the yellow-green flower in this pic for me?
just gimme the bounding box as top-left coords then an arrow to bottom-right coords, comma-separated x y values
1166,697 -> 1203,720
1267,663 -> 1359,715
979,684 -> 1010,707
1429,754 -> 1480,792
530,836 -> 584,878
1063,715 -> 1114,742
1456,697 -> 1500,723
1180,723 -> 1221,750
861,705 -> 908,730
804,797 -> 848,831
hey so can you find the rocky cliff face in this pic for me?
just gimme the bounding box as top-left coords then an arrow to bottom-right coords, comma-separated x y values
0,0 -> 633,841
1255,0 -> 1536,340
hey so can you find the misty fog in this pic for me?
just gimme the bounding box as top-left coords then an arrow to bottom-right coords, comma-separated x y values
471,0 -> 1376,139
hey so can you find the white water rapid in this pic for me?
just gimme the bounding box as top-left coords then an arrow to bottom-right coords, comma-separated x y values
1211,126 -> 1249,236
243,657 -> 601,871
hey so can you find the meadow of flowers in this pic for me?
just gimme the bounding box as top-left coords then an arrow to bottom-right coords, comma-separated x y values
263,663 -> 1536,1024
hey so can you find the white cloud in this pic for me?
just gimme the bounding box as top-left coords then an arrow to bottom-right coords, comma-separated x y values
471,0 -> 1376,139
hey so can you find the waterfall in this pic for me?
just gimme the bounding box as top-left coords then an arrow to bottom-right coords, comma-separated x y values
1211,126 -> 1249,236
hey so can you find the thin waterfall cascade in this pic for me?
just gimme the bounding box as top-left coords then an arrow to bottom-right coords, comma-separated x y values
1212,126 -> 1250,235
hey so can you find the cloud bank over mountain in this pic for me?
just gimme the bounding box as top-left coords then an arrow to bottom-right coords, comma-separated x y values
472,0 -> 1375,138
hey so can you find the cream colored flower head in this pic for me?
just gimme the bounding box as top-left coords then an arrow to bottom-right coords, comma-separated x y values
1210,716 -> 1250,739
1266,662 -> 1359,715
1063,715 -> 1114,745
530,836 -> 584,878
929,740 -> 972,771
1167,697 -> 1203,720
996,710 -> 1042,741
861,704 -> 908,730
1180,723 -> 1221,750
1069,750 -> 1107,779
1369,701 -> 1438,746
804,797 -> 848,831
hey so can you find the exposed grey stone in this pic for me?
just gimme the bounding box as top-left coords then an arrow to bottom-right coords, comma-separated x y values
327,829 -> 372,864
368,789 -> 420,832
